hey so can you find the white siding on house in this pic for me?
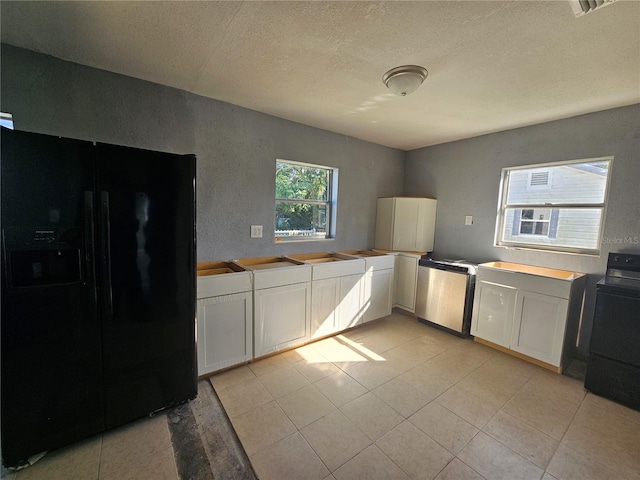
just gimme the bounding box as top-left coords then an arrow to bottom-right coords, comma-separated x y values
507,165 -> 608,205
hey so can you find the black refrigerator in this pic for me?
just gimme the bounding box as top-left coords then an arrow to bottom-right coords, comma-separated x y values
1,127 -> 197,468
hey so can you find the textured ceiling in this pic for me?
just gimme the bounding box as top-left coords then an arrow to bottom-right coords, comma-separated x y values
1,1 -> 639,150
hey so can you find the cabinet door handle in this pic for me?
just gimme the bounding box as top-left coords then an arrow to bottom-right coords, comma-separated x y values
84,191 -> 97,303
100,191 -> 113,316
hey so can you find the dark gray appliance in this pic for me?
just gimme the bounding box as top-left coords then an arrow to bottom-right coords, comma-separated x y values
1,127 -> 197,468
416,258 -> 477,337
585,253 -> 640,411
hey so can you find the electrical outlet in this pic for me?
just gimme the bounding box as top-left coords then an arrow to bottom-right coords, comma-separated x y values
250,225 -> 263,238
465,215 -> 473,226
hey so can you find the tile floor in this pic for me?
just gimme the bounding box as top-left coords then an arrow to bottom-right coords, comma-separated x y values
1,414 -> 178,480
2,312 -> 639,480
211,312 -> 640,480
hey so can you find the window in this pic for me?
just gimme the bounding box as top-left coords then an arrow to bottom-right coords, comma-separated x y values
495,157 -> 612,255
518,208 -> 552,235
275,159 -> 337,241
1,112 -> 14,129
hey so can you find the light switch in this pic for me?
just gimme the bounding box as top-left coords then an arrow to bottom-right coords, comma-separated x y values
250,225 -> 263,238
465,215 -> 473,225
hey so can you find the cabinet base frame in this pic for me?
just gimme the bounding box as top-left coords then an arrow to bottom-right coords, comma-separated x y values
474,337 -> 562,374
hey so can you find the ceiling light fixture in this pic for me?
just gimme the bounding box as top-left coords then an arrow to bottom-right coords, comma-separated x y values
382,65 -> 428,96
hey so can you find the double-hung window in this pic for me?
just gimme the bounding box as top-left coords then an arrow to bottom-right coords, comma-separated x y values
495,157 -> 612,255
275,159 -> 337,241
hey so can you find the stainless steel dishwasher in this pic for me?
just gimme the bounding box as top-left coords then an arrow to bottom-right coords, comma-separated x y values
415,258 -> 477,338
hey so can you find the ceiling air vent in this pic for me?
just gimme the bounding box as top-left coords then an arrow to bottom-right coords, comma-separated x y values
570,0 -> 618,17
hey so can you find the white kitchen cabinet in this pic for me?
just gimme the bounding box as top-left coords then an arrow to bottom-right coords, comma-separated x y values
362,268 -> 394,323
375,197 -> 437,253
393,253 -> 420,312
471,280 -> 517,347
235,257 -> 312,359
289,252 -> 365,339
254,281 -> 311,357
511,290 -> 569,366
196,261 -> 253,376
339,250 -> 395,325
337,273 -> 363,330
310,277 -> 340,338
470,262 -> 586,372
310,273 -> 363,338
197,292 -> 252,375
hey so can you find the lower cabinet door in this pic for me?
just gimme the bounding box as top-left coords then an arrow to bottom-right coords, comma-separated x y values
394,254 -> 418,312
197,291 -> 253,376
511,290 -> 568,366
471,281 -> 517,347
336,274 -> 363,330
311,278 -> 340,339
363,269 -> 393,323
254,282 -> 311,357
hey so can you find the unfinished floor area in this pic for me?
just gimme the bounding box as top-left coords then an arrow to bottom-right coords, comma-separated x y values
3,313 -> 639,480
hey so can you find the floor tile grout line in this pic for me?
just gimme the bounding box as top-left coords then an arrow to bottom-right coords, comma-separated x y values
470,369 -> 591,476
217,313 -> 629,480
583,392 -> 640,425
96,435 -> 103,480
452,455 -> 489,480
477,374 -> 558,473
480,409 -> 557,472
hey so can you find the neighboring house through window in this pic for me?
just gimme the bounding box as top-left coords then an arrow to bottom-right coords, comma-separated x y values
496,157 -> 612,255
275,159 -> 337,241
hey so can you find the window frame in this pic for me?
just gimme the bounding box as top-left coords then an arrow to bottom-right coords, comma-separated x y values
494,157 -> 613,256
275,159 -> 338,242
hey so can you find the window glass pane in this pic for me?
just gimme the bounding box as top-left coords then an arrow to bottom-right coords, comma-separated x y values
0,112 -> 14,129
275,202 -> 327,238
276,161 -> 329,201
506,161 -> 609,205
502,207 -> 602,250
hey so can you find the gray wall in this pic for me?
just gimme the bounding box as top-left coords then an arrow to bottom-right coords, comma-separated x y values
0,44 -> 405,261
405,104 -> 640,355
3,44 -> 638,356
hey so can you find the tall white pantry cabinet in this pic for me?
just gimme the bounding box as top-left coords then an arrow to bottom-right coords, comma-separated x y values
374,197 -> 437,253
375,197 -> 437,313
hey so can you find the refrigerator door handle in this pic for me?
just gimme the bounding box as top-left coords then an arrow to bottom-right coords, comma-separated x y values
100,191 -> 113,316
84,191 -> 97,295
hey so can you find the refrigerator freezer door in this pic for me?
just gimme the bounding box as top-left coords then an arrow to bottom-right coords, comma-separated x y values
95,143 -> 197,429
1,129 -> 103,467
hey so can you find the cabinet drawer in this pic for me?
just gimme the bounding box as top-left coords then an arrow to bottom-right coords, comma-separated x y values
197,271 -> 253,298
311,258 -> 364,280
253,265 -> 312,289
364,254 -> 395,271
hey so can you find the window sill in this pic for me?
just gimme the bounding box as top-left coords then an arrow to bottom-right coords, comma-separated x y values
275,237 -> 335,244
494,243 -> 600,257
